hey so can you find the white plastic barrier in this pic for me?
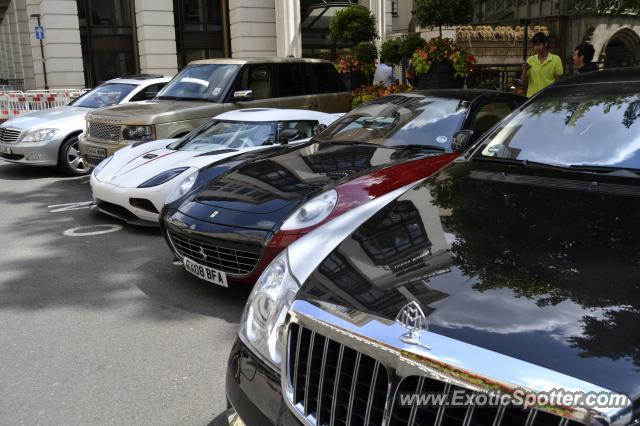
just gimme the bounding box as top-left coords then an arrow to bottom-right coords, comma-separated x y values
0,89 -> 86,120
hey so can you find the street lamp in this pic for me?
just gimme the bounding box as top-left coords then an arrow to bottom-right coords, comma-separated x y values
29,13 -> 49,90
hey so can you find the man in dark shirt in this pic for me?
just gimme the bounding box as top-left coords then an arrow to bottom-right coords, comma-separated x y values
574,42 -> 599,73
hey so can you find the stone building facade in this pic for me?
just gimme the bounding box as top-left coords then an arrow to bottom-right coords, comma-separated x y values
473,0 -> 640,70
0,0 -> 399,89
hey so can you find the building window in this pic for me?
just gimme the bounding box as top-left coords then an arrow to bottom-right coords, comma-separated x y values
77,0 -> 137,87
391,0 -> 399,16
174,0 -> 230,69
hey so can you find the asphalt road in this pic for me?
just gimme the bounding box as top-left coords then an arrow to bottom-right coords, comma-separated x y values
0,160 -> 251,425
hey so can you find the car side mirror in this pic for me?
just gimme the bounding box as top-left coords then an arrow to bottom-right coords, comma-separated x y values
313,123 -> 328,135
452,129 -> 475,152
278,128 -> 300,144
233,90 -> 253,101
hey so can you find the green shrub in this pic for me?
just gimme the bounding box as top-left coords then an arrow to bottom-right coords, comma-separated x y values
329,5 -> 378,45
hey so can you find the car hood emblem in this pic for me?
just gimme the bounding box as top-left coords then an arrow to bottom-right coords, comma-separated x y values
396,301 -> 430,349
198,245 -> 207,260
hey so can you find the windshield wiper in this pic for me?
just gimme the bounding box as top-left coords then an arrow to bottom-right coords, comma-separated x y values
156,96 -> 207,102
328,141 -> 384,148
391,144 -> 446,152
569,164 -> 640,176
196,148 -> 237,156
476,157 -> 640,177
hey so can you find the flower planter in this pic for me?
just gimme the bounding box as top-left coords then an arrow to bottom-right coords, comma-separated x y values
417,61 -> 464,90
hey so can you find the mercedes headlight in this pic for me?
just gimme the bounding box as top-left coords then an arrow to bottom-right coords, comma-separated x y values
122,125 -> 155,142
165,170 -> 198,204
240,250 -> 300,368
280,190 -> 338,230
21,128 -> 58,142
92,155 -> 113,177
138,167 -> 188,188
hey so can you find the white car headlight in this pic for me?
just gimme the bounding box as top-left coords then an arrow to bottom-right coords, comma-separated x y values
280,189 -> 338,231
240,250 -> 300,368
20,128 -> 58,142
92,155 -> 113,177
165,170 -> 198,204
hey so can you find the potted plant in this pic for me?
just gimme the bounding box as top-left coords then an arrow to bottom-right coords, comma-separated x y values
412,37 -> 476,89
330,5 -> 378,90
354,42 -> 378,85
380,35 -> 427,84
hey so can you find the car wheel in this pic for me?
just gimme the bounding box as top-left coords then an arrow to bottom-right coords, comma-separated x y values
58,136 -> 91,176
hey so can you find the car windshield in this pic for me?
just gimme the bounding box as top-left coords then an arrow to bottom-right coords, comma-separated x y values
157,64 -> 240,102
480,84 -> 640,169
314,95 -> 469,151
70,83 -> 137,108
169,120 -> 276,151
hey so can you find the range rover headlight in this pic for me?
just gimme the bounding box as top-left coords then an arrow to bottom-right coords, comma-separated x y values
21,128 -> 58,142
122,125 -> 155,142
165,170 -> 198,204
138,167 -> 188,188
92,155 -> 113,177
240,250 -> 300,368
280,190 -> 338,231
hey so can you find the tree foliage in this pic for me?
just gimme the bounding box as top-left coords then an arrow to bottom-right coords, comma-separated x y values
415,0 -> 473,30
329,5 -> 378,45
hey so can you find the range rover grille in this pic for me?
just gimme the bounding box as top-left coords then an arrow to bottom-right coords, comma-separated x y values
0,127 -> 22,143
287,324 -> 585,426
287,323 -> 389,426
167,229 -> 260,276
88,122 -> 121,142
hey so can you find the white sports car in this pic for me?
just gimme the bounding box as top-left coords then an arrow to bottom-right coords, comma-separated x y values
90,108 -> 339,225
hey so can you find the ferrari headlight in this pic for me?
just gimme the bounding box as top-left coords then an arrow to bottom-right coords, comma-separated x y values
92,155 -> 113,177
165,170 -> 198,204
138,167 -> 188,188
240,250 -> 300,368
21,128 -> 58,142
280,190 -> 338,230
122,125 -> 155,142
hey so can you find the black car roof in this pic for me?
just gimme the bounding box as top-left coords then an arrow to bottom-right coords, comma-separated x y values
401,89 -> 511,101
552,67 -> 640,87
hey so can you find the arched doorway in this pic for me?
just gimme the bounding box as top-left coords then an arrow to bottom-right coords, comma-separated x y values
602,28 -> 640,69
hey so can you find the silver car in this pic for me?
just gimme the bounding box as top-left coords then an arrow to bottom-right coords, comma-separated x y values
0,75 -> 170,175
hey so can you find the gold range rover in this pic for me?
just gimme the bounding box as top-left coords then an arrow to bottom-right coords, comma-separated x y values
79,57 -> 351,166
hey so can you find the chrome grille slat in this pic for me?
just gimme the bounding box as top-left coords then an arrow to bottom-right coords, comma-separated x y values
88,122 -> 121,142
434,383 -> 451,426
363,361 -> 380,426
167,230 -> 260,276
525,409 -> 537,426
493,405 -> 507,426
407,376 -> 425,426
292,325 -> 302,405
315,338 -> 330,425
0,127 -> 22,143
345,352 -> 361,426
329,345 -> 344,426
303,331 -> 316,417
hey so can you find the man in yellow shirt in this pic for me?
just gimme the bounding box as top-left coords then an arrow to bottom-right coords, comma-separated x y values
522,32 -> 563,97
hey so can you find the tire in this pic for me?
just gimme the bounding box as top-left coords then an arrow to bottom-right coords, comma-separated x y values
57,136 -> 91,176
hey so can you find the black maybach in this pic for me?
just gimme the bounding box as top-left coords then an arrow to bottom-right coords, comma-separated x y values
226,68 -> 640,426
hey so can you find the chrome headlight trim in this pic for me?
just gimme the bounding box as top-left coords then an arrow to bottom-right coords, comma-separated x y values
20,128 -> 59,142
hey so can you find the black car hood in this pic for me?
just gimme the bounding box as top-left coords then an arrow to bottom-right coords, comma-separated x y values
299,160 -> 640,402
181,142 -> 425,229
